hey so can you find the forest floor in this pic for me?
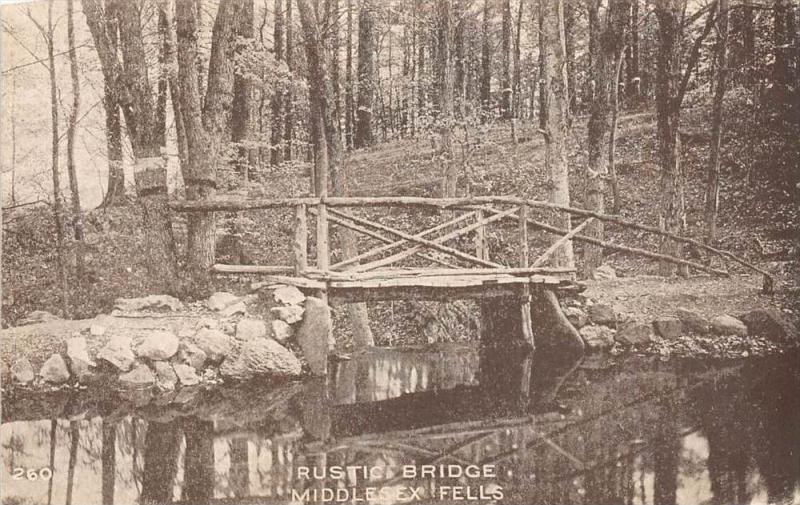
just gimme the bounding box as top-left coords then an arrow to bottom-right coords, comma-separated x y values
3,94 -> 799,349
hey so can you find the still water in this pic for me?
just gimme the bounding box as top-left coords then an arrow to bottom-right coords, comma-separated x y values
2,345 -> 798,505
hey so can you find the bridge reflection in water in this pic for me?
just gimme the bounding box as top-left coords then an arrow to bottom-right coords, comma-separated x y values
2,347 -> 798,505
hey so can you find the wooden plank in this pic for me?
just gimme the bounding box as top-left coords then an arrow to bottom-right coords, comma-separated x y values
343,206 -> 518,272
316,202 -> 330,271
329,285 -> 527,303
328,209 -> 504,270
212,264 -> 295,274
519,205 -> 529,268
531,217 -> 594,267
311,208 -> 459,269
329,274 -> 563,290
307,267 -> 575,281
249,275 -> 327,290
333,212 -> 474,269
293,204 -> 308,274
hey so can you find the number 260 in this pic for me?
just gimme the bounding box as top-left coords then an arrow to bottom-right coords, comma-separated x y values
12,468 -> 52,481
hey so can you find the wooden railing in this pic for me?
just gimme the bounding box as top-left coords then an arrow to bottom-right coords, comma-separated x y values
171,196 -> 774,291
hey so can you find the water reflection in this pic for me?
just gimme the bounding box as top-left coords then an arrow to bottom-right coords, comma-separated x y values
2,346 -> 798,505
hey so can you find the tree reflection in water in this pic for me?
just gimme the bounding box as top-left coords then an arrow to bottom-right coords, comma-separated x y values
1,347 -> 798,505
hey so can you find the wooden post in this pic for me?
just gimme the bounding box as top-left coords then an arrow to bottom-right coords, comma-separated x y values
518,204 -> 534,349
474,210 -> 487,260
316,202 -> 330,271
294,204 -> 308,274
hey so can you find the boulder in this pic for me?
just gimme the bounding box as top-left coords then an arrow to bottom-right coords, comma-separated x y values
219,302 -> 247,317
11,358 -> 35,384
97,335 -> 136,372
710,315 -> 748,336
66,336 -> 95,379
591,264 -> 617,281
270,305 -> 305,324
114,295 -> 183,312
173,363 -> 201,386
676,307 -> 711,334
135,331 -> 180,360
615,323 -> 655,346
563,307 -> 589,329
236,318 -> 268,340
295,297 -> 331,375
18,310 -> 60,326
175,341 -> 207,370
191,328 -> 233,363
270,319 -> 293,343
579,326 -> 616,350
89,324 -> 106,336
118,364 -> 156,390
221,339 -> 301,379
153,361 -> 178,391
739,308 -> 798,342
653,318 -> 683,339
587,304 -> 617,327
40,354 -> 71,384
207,292 -> 240,312
273,285 -> 305,306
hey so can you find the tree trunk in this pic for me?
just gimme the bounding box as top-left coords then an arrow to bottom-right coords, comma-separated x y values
284,0 -> 294,161
539,0 -> 574,269
355,0 -> 375,148
271,0 -> 285,165
298,0 -> 374,349
655,1 -> 687,277
438,0 -> 457,197
67,0 -> 86,281
706,0 -> 728,242
480,0 -> 491,114
625,0 -> 640,98
46,0 -> 69,317
564,1 -> 576,114
345,0 -> 355,147
584,0 -> 617,277
231,0 -> 257,178
501,0 -> 512,119
608,49 -> 624,214
513,0 -> 524,118
100,0 -> 125,207
454,0 -> 466,109
156,9 -> 168,148
10,74 -> 17,206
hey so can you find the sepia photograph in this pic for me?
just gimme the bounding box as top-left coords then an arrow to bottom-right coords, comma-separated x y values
0,0 -> 798,503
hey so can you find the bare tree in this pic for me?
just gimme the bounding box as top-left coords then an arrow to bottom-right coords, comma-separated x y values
539,0 -> 574,268
481,0 -> 492,115
231,0 -> 257,178
355,0 -> 376,148
438,0 -> 457,197
271,0 -> 285,165
501,0 -> 512,118
67,0 -> 86,280
706,0 -> 729,242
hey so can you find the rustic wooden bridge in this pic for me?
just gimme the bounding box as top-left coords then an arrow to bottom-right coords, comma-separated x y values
172,194 -> 773,350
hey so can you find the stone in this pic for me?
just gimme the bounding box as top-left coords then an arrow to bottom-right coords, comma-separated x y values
242,339 -> 302,377
191,328 -> 233,363
207,292 -> 240,311
270,305 -> 305,324
563,307 -> 589,329
270,319 -> 293,343
236,318 -> 268,340
97,335 -> 136,372
173,363 -> 201,386
579,326 -> 616,351
11,358 -> 35,384
653,318 -> 683,339
153,361 -> 177,391
118,364 -> 156,390
587,304 -> 617,327
89,324 -> 106,336
676,307 -> 711,334
591,264 -> 617,281
175,341 -> 207,370
710,315 -> 748,336
135,331 -> 180,360
219,355 -> 248,379
273,285 -> 305,306
739,309 -> 798,342
66,336 -> 95,379
18,310 -> 60,326
40,354 -> 71,383
615,323 -> 655,346
219,302 -> 247,317
295,297 -> 332,375
114,295 -> 183,312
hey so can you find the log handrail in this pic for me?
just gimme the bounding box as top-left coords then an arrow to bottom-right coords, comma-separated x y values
172,195 -> 772,283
